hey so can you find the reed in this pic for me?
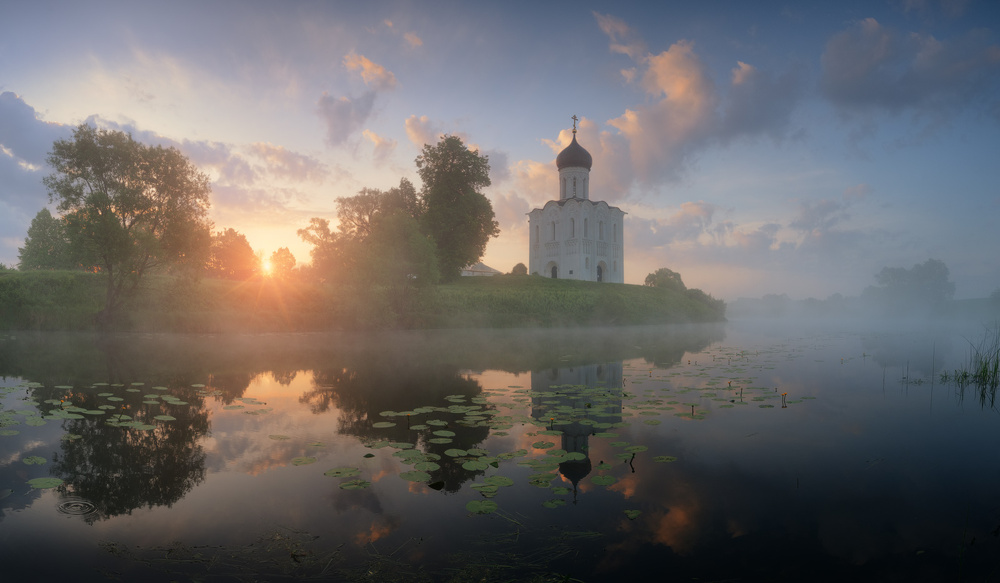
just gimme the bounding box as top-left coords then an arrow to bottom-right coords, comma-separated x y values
952,324 -> 1000,408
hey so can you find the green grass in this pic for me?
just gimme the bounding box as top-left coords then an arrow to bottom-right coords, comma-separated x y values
946,324 -> 1000,409
0,271 -> 725,332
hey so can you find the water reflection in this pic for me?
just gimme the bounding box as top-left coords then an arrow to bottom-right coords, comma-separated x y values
531,362 -> 623,498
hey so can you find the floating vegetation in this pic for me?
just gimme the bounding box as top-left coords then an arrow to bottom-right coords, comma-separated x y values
371,422 -> 396,428
465,500 -> 498,514
339,479 -> 370,490
22,455 -> 46,465
291,457 -> 317,466
591,475 -> 617,486
269,435 -> 291,441
653,456 -> 678,463
624,509 -> 641,520
27,477 -> 64,489
324,467 -> 361,478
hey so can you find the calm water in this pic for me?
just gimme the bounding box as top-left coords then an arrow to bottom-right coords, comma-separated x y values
1,320 -> 998,582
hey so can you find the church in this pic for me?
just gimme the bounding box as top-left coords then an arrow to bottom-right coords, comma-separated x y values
527,118 -> 625,283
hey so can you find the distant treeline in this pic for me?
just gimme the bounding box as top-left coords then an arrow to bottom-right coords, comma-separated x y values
0,269 -> 726,333
728,259 -> 1000,320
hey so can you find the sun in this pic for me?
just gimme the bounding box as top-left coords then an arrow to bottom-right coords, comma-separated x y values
261,258 -> 273,277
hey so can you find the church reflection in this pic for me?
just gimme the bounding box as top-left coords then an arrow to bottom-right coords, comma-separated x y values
531,361 -> 623,500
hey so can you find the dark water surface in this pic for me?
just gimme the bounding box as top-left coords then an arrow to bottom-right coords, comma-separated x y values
1,320 -> 998,582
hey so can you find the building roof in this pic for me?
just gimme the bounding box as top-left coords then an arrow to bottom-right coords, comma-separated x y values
555,134 -> 593,171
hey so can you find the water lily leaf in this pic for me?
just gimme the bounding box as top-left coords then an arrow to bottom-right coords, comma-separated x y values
483,476 -> 514,487
325,467 -> 361,478
372,422 -> 396,428
413,461 -> 441,472
427,438 -> 452,444
591,475 -> 617,486
465,500 -> 498,514
291,457 -> 317,466
339,479 -> 371,490
462,460 -> 489,471
542,499 -> 566,508
27,477 -> 63,489
22,456 -> 46,465
432,430 -> 455,437
399,470 -> 431,482
625,445 -> 648,453
0,429 -> 20,436
444,448 -> 467,457
653,456 -> 678,463
624,509 -> 642,520
532,441 -> 555,449
154,415 -> 176,421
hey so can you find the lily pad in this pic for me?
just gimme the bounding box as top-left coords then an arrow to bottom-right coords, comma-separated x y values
154,415 -> 176,421
291,457 -> 317,466
324,467 -> 361,478
27,477 -> 63,489
269,434 -> 291,440
624,509 -> 642,520
339,479 -> 371,490
591,475 -> 617,486
372,422 -> 396,428
22,456 -> 46,465
465,500 -> 498,514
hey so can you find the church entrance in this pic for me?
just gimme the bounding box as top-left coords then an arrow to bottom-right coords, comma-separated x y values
596,265 -> 603,282
551,266 -> 558,279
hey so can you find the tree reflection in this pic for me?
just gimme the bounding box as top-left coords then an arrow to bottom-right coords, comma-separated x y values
303,358 -> 490,492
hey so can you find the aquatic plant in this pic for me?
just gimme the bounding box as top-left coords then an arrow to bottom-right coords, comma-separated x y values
952,325 -> 1000,408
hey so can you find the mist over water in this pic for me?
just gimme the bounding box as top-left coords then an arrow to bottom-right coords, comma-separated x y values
0,319 -> 998,581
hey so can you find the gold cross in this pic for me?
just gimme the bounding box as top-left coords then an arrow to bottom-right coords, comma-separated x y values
571,115 -> 578,132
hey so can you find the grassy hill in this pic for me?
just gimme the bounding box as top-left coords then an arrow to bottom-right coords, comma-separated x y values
0,270 -> 726,332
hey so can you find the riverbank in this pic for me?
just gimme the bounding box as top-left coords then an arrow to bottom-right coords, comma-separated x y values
0,270 -> 726,332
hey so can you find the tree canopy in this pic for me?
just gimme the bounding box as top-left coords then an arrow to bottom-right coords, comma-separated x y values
18,208 -> 75,270
44,124 -> 212,327
644,268 -> 686,293
863,258 -> 955,311
416,135 -> 499,279
207,228 -> 259,280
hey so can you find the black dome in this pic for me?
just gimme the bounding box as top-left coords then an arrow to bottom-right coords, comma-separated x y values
556,134 -> 592,170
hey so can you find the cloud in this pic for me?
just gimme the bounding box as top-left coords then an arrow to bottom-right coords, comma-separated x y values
248,142 -> 328,182
483,149 -> 510,184
593,12 -> 646,59
404,32 -> 423,48
0,91 -> 72,166
317,91 -> 376,146
593,15 -> 805,188
362,129 -> 397,163
404,115 -> 442,148
820,18 -> 1000,116
343,52 -> 398,91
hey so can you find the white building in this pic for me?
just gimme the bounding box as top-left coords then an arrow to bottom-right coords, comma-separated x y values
527,120 -> 625,283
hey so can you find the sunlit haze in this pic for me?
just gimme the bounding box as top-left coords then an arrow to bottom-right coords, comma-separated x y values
1,2 -> 998,300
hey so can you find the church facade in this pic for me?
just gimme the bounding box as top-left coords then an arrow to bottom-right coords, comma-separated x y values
527,121 -> 625,283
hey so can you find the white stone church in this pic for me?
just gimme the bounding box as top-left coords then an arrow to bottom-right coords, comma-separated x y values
527,120 -> 625,283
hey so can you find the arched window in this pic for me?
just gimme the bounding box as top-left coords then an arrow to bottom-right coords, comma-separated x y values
584,218 -> 588,238
596,265 -> 603,282
551,265 -> 557,279
613,223 -> 617,242
551,221 -> 556,241
599,221 -> 604,241
571,218 -> 575,238
572,177 -> 577,196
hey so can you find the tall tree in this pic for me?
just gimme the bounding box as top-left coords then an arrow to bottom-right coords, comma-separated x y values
18,208 -> 75,270
415,135 -> 499,279
298,218 -> 352,283
335,178 -> 423,242
207,228 -> 259,280
44,124 -> 212,327
644,268 -> 686,293
269,247 -> 296,280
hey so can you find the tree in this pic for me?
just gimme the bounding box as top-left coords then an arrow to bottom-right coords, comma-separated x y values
644,268 -> 686,294
297,217 -> 353,283
269,247 -> 296,280
44,124 -> 212,327
416,135 -> 499,280
18,208 -> 75,270
510,262 -> 528,276
207,228 -> 259,280
864,258 -> 955,309
335,178 -> 422,242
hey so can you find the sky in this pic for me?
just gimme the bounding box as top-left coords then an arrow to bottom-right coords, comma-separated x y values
1,0 -> 999,300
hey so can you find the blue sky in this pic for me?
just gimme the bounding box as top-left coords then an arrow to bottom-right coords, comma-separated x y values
1,0 -> 998,299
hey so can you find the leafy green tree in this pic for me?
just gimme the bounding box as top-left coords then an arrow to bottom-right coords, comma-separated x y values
361,212 -> 439,322
297,217 -> 354,283
269,247 -> 296,280
207,228 -> 259,280
18,208 -> 75,270
336,178 -> 422,242
863,258 -> 955,310
644,267 -> 686,293
416,135 -> 499,280
44,124 -> 212,327
510,262 -> 528,276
